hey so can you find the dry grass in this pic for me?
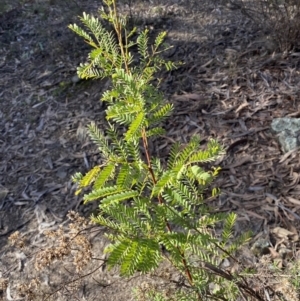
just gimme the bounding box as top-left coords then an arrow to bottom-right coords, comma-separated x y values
6,212 -> 94,301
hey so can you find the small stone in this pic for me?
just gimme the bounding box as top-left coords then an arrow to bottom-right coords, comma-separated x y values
17,177 -> 25,184
71,74 -> 81,84
0,185 -> 8,200
271,117 -> 300,152
56,170 -> 67,179
251,238 -> 270,256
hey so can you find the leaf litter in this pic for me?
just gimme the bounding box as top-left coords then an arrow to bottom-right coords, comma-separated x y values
1,0 -> 300,300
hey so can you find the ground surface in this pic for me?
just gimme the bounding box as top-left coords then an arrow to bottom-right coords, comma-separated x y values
1,0 -> 300,300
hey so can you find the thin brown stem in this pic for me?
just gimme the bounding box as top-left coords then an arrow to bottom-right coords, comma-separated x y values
203,262 -> 264,301
112,0 -> 129,74
141,128 -> 203,301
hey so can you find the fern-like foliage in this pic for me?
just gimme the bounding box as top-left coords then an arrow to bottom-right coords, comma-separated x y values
70,2 -> 252,300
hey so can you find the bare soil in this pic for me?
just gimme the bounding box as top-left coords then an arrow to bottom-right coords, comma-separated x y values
2,0 -> 300,300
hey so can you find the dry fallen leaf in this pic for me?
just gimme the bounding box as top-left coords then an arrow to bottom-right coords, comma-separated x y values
0,185 -> 8,201
272,227 -> 294,239
172,93 -> 206,102
268,246 -> 280,259
286,196 -> 300,206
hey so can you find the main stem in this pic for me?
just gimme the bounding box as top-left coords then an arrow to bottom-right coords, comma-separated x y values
110,4 -> 201,298
141,128 -> 203,301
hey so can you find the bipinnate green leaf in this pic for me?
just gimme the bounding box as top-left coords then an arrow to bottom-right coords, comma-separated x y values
137,29 -> 149,63
68,23 -> 96,47
146,127 -> 165,138
221,212 -> 236,243
84,185 -> 120,203
154,31 -> 167,50
101,190 -> 138,206
93,163 -> 115,190
125,111 -> 145,141
87,122 -> 112,159
190,166 -> 213,185
152,170 -> 176,196
105,238 -> 161,276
